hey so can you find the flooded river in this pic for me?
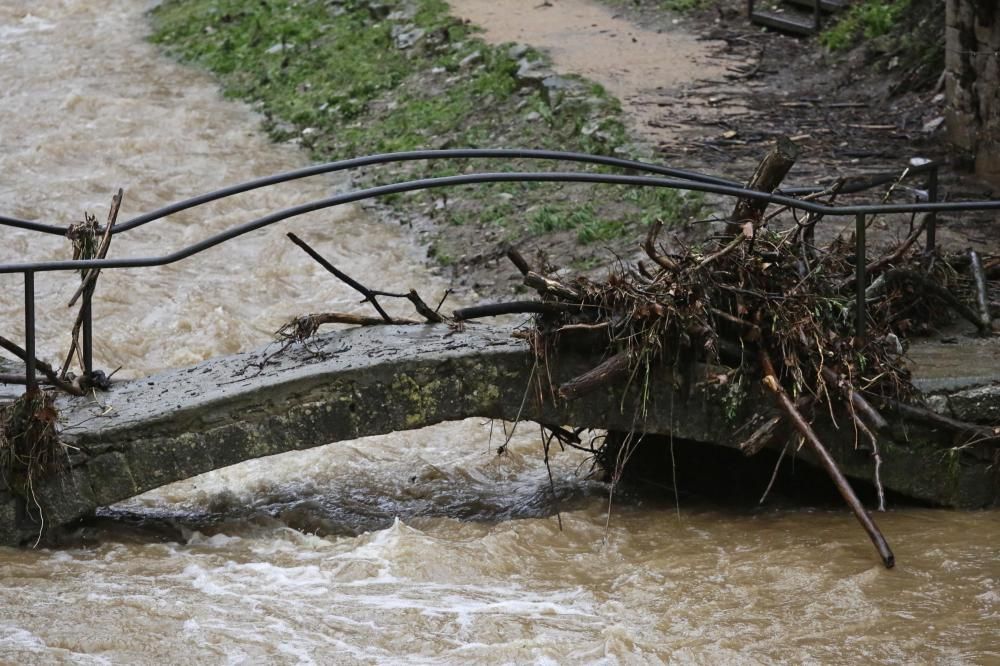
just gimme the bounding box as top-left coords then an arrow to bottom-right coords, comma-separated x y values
0,1 -> 998,663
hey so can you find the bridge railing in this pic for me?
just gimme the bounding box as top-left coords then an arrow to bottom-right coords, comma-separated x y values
1,149 -> 996,394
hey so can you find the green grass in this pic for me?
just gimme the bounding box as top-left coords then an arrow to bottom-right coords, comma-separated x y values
150,0 -> 501,154
657,0 -> 707,11
527,203 -> 624,244
150,0 -> 713,263
820,0 -> 911,51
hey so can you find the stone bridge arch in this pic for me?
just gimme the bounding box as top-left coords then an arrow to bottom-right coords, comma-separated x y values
1,324 -> 996,546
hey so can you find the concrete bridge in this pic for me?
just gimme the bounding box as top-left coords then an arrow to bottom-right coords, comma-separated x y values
1,324 -> 998,546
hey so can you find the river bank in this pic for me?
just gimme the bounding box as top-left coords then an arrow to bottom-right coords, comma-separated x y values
151,0 -> 1000,303
149,0 -> 714,297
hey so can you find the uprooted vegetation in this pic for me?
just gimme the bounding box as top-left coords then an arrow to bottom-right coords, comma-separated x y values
0,191 -> 122,531
0,390 -> 62,540
272,139 -> 999,567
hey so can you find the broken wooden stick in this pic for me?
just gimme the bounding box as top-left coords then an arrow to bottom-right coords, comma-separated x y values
558,352 -> 630,401
969,249 -> 993,334
406,290 -> 446,324
278,311 -> 420,339
0,335 -> 82,396
864,214 -> 929,277
506,247 -> 532,276
759,350 -> 894,568
524,271 -> 583,301
739,414 -> 783,456
67,188 -> 122,308
61,189 -> 123,379
643,220 -> 680,273
849,406 -> 886,511
726,136 -> 800,236
821,366 -> 890,433
453,301 -> 586,321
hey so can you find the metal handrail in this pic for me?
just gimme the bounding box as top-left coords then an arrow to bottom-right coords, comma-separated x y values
0,148 -> 939,237
2,155 -> 994,393
0,149 -> 746,237
1,171 -> 984,275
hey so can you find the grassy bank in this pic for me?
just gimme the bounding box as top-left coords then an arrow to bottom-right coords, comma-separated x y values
149,0 -> 703,278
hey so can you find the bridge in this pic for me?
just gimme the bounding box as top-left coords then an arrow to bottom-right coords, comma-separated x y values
2,148 -> 999,548
1,322 -> 997,546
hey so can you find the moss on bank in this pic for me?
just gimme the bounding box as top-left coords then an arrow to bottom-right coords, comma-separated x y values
149,0 -> 704,273
819,0 -> 943,93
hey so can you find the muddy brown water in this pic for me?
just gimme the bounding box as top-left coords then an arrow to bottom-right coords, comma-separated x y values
0,1 -> 997,663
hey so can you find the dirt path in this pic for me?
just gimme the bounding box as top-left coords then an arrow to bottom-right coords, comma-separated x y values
446,0 -> 999,259
447,0 -> 745,152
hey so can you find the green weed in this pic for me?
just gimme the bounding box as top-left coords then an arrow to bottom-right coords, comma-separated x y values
821,0 -> 911,51
150,0 -> 715,265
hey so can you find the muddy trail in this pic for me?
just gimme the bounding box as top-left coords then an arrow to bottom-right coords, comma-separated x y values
450,0 -> 998,256
447,0 -> 734,147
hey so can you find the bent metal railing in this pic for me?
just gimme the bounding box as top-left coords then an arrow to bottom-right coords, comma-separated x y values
0,149 -> 996,394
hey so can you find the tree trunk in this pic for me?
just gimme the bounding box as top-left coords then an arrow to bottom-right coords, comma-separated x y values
945,0 -> 1000,185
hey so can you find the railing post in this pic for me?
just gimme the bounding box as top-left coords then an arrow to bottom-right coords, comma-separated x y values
24,271 -> 36,393
925,164 -> 938,254
82,289 -> 93,377
855,213 -> 866,342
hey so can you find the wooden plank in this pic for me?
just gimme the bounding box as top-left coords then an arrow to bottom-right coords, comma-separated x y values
784,0 -> 850,13
749,10 -> 816,36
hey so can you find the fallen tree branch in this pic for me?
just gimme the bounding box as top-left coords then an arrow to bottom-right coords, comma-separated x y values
524,271 -> 583,301
821,367 -> 890,433
406,290 -> 446,324
62,189 -> 123,379
277,312 -> 420,341
882,268 -> 989,335
856,410 -> 886,511
287,232 -> 394,323
864,214 -> 929,277
883,398 -> 1000,443
969,249 -> 993,334
696,232 -> 747,271
288,232 -> 445,325
739,414 -> 783,456
506,247 -> 531,276
0,336 -> 82,396
759,350 -> 894,568
710,307 -> 761,341
557,321 -> 610,333
558,352 -> 630,401
67,189 -> 122,308
453,301 -> 588,321
643,220 -> 680,273
726,136 -> 800,236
